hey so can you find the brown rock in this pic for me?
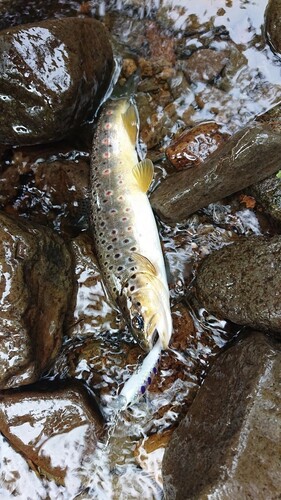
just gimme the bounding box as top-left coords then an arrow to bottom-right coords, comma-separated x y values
0,17 -> 113,145
166,122 -> 230,170
0,380 -> 104,484
265,0 -> 281,56
0,212 -> 73,389
182,49 -> 228,83
151,124 -> 281,223
163,332 -> 281,499
195,235 -> 281,336
68,234 -> 124,338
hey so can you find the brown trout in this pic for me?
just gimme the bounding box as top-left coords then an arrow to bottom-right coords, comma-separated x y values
90,97 -> 172,351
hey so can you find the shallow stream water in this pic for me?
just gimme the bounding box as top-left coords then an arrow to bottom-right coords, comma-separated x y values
0,0 -> 281,498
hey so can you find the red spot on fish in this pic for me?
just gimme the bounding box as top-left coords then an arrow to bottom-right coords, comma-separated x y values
105,110 -> 113,116
102,137 -> 111,145
110,209 -> 117,214
125,207 -> 130,212
105,190 -> 113,196
103,151 -> 111,159
122,217 -> 127,221
102,169 -> 110,175
104,122 -> 112,130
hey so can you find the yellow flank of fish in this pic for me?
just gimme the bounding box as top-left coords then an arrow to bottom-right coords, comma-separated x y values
90,98 -> 172,351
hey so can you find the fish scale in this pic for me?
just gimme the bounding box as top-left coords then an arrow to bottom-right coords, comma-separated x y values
90,97 -> 172,351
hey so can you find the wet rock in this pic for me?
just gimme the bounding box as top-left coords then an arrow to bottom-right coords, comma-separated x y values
134,429 -> 173,488
68,234 -> 124,338
163,332 -> 281,499
0,380 -> 104,484
0,212 -> 73,389
150,124 -> 281,223
2,155 -> 91,235
0,17 -> 113,145
182,48 -> 228,83
166,121 -> 230,170
195,235 -> 281,336
255,101 -> 281,134
0,0 -> 82,30
265,0 -> 281,56
250,174 -> 281,223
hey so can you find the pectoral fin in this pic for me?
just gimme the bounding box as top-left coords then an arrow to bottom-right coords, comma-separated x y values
122,103 -> 138,144
133,159 -> 154,193
131,252 -> 157,276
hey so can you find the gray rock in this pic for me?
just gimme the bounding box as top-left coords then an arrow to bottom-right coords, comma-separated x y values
194,235 -> 281,336
0,17 -> 113,145
265,0 -> 281,56
150,124 -> 281,223
163,332 -> 281,500
0,212 -> 73,389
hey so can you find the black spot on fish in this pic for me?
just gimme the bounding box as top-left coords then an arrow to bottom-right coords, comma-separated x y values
114,253 -> 121,259
130,246 -> 137,251
117,266 -> 123,271
107,245 -> 113,250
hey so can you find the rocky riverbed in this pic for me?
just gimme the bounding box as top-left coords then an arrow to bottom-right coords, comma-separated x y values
0,1 -> 280,499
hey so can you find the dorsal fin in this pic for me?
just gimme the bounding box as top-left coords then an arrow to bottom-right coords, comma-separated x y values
132,159 -> 154,193
122,103 -> 138,144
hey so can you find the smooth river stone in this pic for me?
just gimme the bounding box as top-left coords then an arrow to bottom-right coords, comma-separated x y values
0,212 -> 73,389
194,235 -> 281,336
0,17 -> 113,145
150,124 -> 281,223
0,380 -> 104,484
163,332 -> 281,499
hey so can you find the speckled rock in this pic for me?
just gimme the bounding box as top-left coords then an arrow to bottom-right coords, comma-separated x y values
151,125 -> 281,223
265,0 -> 281,56
163,332 -> 281,499
0,212 -> 73,389
0,380 -> 104,484
0,17 -> 113,145
195,235 -> 281,336
250,173 -> 281,223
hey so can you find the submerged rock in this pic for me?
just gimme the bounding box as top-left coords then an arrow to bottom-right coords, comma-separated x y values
0,212 -> 73,389
165,121 -> 229,170
163,332 -> 281,499
0,17 -> 113,145
265,0 -> 281,57
150,124 -> 281,223
182,48 -> 228,83
0,380 -> 104,484
195,235 -> 281,336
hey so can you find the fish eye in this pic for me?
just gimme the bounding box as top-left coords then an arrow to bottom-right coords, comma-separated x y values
132,314 -> 144,331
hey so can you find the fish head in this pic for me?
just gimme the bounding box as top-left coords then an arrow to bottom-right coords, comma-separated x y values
119,271 -> 172,351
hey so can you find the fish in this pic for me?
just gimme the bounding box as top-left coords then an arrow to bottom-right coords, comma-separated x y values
90,97 -> 172,352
